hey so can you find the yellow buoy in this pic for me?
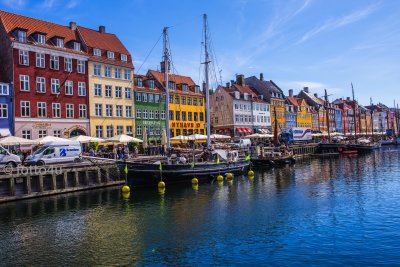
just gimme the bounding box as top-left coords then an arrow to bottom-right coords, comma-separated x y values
121,185 -> 130,193
192,184 -> 199,191
158,181 -> 166,188
248,170 -> 254,176
122,192 -> 130,199
217,175 -> 224,181
158,187 -> 165,194
218,180 -> 224,186
226,173 -> 234,180
192,178 -> 199,184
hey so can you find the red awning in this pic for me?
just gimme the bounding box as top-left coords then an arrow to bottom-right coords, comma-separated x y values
237,128 -> 243,133
245,128 -> 252,134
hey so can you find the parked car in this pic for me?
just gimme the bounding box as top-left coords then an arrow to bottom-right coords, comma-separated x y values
0,145 -> 22,167
232,139 -> 251,148
25,141 -> 82,165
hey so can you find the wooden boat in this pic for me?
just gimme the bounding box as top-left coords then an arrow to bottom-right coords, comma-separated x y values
347,142 -> 380,152
250,145 -> 295,166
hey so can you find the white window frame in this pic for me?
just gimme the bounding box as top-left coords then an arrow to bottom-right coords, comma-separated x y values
136,109 -> 141,119
19,50 -> 29,65
0,103 -> 8,118
38,129 -> 47,138
94,84 -> 102,96
126,106 -> 132,117
36,52 -> 45,68
50,55 -> 59,70
65,80 -> 73,95
121,54 -> 127,62
21,101 -> 30,117
73,42 -> 81,51
77,60 -> 85,74
37,102 -> 47,117
104,66 -> 111,77
20,75 -> 29,91
95,104 -> 102,116
125,87 -> 131,99
79,104 -> 87,118
0,84 -> 9,95
115,86 -> 122,98
107,51 -> 114,59
56,38 -> 64,48
124,69 -> 131,80
22,129 -> 31,139
93,64 -> 101,76
36,77 -> 46,93
64,58 -> 72,72
114,67 -> 121,79
37,34 -> 45,44
66,104 -> 74,118
52,103 -> 61,118
106,104 -> 113,117
51,79 -> 60,94
116,105 -> 123,117
105,85 -> 112,97
18,30 -> 27,42
78,82 -> 86,96
96,126 -> 103,138
93,48 -> 101,56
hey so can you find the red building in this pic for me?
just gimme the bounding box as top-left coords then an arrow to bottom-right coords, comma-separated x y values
0,11 -> 89,139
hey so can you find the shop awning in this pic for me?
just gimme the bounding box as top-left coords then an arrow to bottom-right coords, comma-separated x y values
0,128 -> 11,137
236,128 -> 243,133
245,128 -> 252,134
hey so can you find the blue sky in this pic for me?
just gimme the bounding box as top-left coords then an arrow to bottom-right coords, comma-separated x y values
1,0 -> 399,106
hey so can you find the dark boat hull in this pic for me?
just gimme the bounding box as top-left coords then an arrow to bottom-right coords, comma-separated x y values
251,155 -> 295,166
119,160 -> 250,188
347,143 -> 381,152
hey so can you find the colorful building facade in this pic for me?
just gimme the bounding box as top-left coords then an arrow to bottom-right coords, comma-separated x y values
77,26 -> 134,138
0,82 -> 13,136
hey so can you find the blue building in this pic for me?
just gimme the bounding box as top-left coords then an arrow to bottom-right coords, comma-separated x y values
0,82 -> 13,137
334,106 -> 342,133
285,101 -> 297,129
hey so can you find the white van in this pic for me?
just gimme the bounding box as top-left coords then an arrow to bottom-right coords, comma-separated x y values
232,139 -> 251,148
25,141 -> 82,166
0,145 -> 22,167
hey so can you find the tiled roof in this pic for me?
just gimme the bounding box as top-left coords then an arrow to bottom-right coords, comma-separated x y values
133,75 -> 164,94
0,10 -> 79,51
148,70 -> 196,86
287,96 -> 300,106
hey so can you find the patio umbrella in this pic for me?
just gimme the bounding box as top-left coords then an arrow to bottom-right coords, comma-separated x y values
245,133 -> 273,139
0,136 -> 36,145
34,136 -> 72,144
210,134 -> 231,140
142,127 -> 148,149
69,135 -> 105,143
161,129 -> 167,146
106,134 -> 143,143
171,135 -> 192,141
187,134 -> 207,140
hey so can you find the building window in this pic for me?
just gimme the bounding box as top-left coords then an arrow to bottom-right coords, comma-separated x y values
78,82 -> 86,96
77,60 -> 85,74
94,84 -> 102,96
137,77 -> 143,87
143,93 -> 148,102
37,102 -> 46,117
168,81 -> 175,90
114,68 -> 121,79
200,112 -> 204,121
96,126 -> 103,138
36,77 -> 46,93
155,94 -> 160,103
17,30 -> 27,42
20,75 -> 29,91
106,125 -> 114,137
169,95 -> 173,103
121,54 -> 127,62
161,110 -> 165,119
136,92 -> 142,101
53,130 -> 61,137
195,86 -> 200,93
199,98 -> 203,106
0,84 -> 9,95
149,126 -> 154,135
73,42 -> 81,51
148,80 -> 155,89
126,126 -> 133,136
143,109 -> 148,119
124,69 -> 131,80
155,110 -> 160,119
136,109 -> 141,119
175,95 -> 180,104
50,55 -> 59,70
149,110 -> 154,119
182,111 -> 186,121
66,104 -> 74,118
38,129 -> 47,138
0,104 -> 7,118
126,106 -> 132,117
22,129 -> 31,139
56,38 -> 64,48
107,51 -> 114,59
188,112 -> 192,121
65,80 -> 73,95
52,103 -> 61,118
104,66 -> 111,77
106,104 -> 113,116
155,126 -> 160,135
115,86 -> 122,98
194,112 -> 198,121
136,125 -> 142,136
79,104 -> 87,118
36,53 -> 45,68
64,58 -> 72,72
182,84 -> 188,92
93,48 -> 101,56
188,97 -> 192,105
181,96 -> 186,104
116,105 -> 123,117
125,87 -> 131,99
94,64 -> 101,76
193,98 -> 197,106
175,111 -> 180,120
95,104 -> 102,116
116,126 -> 124,135
148,94 -> 154,103
51,79 -> 60,94
21,101 -> 30,117
105,85 -> 112,97
169,111 -> 173,120
18,50 -> 29,65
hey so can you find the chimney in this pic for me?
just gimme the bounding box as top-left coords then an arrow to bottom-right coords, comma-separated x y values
314,93 -> 318,98
236,74 -> 245,86
288,89 -> 293,97
202,81 -> 206,91
99,26 -> 106,33
346,97 -> 351,101
69,21 -> 77,30
226,82 -> 230,88
230,80 -> 235,86
160,61 -> 170,73
260,73 -> 264,81
303,87 -> 309,93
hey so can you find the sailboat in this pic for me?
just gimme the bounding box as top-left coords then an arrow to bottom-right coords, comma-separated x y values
119,15 -> 250,187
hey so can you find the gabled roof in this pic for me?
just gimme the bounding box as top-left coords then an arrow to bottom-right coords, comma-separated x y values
147,70 -> 203,96
133,74 -> 164,94
287,96 -> 300,107
245,76 -> 284,101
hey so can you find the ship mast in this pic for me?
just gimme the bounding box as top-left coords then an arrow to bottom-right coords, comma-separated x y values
324,89 -> 331,143
163,27 -> 171,150
351,83 -> 357,142
203,14 -> 211,148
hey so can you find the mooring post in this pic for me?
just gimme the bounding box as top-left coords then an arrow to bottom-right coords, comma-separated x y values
26,175 -> 31,195
9,177 -> 16,196
38,174 -> 44,192
63,171 -> 68,189
52,173 -> 57,190
74,171 -> 79,187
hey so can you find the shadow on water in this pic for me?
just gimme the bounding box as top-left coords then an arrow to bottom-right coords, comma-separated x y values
1,146 -> 400,266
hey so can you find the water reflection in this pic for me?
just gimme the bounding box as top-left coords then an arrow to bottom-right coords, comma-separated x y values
1,147 -> 400,266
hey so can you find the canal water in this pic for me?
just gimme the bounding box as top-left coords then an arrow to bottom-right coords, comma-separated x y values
1,147 -> 400,266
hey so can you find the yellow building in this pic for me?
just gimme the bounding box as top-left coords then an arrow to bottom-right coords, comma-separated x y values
148,70 -> 206,136
270,98 -> 286,132
287,96 -> 312,128
77,26 -> 134,138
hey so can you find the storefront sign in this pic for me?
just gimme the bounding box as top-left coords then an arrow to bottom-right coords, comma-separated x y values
32,122 -> 51,129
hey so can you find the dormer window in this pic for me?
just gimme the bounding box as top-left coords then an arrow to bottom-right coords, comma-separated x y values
168,81 -> 175,90
93,48 -> 101,56
195,85 -> 200,93
56,38 -> 64,48
244,93 -> 248,100
137,77 -> 143,87
121,54 -> 127,62
107,51 -> 114,59
17,30 -> 27,42
73,42 -> 81,51
148,80 -> 155,89
182,84 -> 188,92
235,91 -> 240,99
36,34 -> 45,44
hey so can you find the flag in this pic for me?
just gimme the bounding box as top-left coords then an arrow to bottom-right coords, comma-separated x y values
124,164 -> 128,174
216,155 -> 220,165
245,155 -> 251,161
159,162 -> 162,172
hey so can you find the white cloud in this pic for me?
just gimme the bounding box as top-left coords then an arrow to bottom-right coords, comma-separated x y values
0,0 -> 26,9
66,0 -> 78,9
41,0 -> 56,9
295,3 -> 380,45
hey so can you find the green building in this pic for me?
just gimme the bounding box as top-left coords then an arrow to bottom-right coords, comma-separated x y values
134,75 -> 166,144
